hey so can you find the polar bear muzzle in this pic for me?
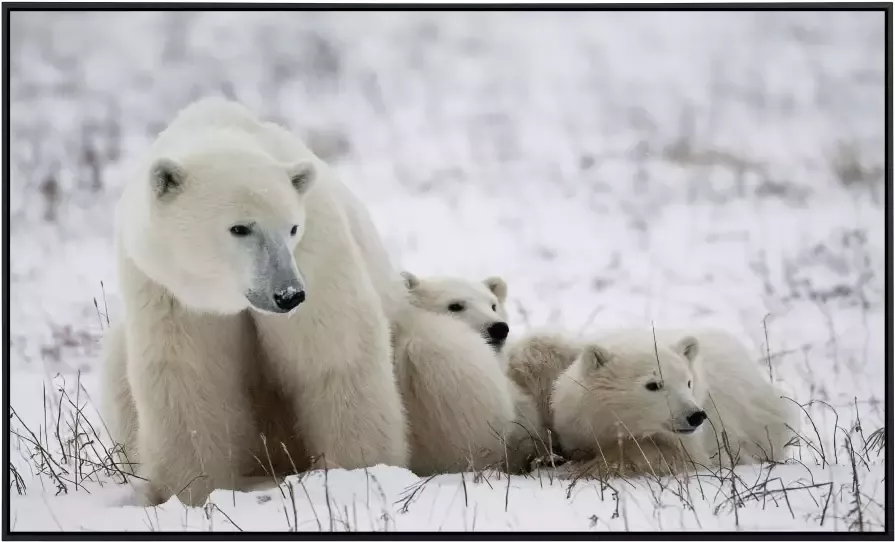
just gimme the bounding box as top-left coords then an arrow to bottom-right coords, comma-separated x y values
484,322 -> 510,351
671,408 -> 708,435
244,227 -> 307,314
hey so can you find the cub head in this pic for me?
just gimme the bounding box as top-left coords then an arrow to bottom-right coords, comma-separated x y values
123,140 -> 317,315
561,334 -> 708,441
401,271 -> 510,352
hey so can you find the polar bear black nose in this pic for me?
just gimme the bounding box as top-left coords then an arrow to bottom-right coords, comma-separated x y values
487,322 -> 509,341
686,410 -> 707,428
273,288 -> 305,311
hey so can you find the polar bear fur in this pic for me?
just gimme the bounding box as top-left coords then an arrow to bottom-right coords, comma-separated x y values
393,272 -> 535,474
551,328 -> 800,477
404,273 -> 511,352
215,98 -> 409,472
102,323 -> 308,483
401,273 -> 556,463
101,324 -> 139,469
504,331 -> 584,441
106,97 -> 407,505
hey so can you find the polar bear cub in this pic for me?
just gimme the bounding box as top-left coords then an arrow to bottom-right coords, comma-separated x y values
404,273 -> 512,353
399,272 -> 554,465
551,328 -> 800,476
393,272 -> 537,474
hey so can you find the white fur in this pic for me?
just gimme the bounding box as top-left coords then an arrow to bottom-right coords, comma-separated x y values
104,97 -> 401,505
225,98 -> 409,470
403,273 -> 509,344
391,301 -> 524,474
115,254 -> 261,505
100,324 -> 139,473
118,105 -> 313,316
400,273 -> 545,470
551,328 -> 800,476
503,330 -> 584,454
101,323 -> 309,487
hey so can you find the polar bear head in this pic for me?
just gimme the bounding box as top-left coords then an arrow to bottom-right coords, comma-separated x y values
552,332 -> 708,448
122,135 -> 317,315
401,271 -> 510,351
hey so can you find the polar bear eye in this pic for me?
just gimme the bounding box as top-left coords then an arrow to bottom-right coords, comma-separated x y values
229,225 -> 252,237
290,225 -> 298,236
688,380 -> 692,388
448,302 -> 465,312
645,381 -> 662,392
491,304 -> 497,312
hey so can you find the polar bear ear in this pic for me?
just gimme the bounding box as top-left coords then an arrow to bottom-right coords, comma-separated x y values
150,158 -> 187,199
401,271 -> 420,290
483,276 -> 507,303
675,336 -> 700,364
287,161 -> 316,196
581,343 -> 612,371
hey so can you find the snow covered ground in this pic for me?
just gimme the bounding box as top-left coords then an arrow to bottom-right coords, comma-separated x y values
6,10 -> 887,532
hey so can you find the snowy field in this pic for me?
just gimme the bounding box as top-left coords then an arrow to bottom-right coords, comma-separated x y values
6,10 -> 888,532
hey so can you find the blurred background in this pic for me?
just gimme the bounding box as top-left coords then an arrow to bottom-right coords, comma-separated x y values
7,11 -> 885,438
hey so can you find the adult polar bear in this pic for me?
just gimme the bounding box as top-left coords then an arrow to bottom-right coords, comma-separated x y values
108,97 -> 407,506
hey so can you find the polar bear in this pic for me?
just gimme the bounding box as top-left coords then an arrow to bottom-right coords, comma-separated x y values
398,272 -> 560,469
107,97 -> 407,505
551,328 -> 800,477
393,271 -> 536,474
226,100 -> 408,473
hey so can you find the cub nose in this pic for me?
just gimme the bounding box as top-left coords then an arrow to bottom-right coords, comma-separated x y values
686,410 -> 707,428
273,287 -> 306,312
487,322 -> 509,341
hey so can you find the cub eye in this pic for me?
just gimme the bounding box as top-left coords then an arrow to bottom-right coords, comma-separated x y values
645,381 -> 662,392
688,380 -> 692,388
230,225 -> 252,237
290,225 -> 299,236
491,304 -> 497,312
447,303 -> 465,312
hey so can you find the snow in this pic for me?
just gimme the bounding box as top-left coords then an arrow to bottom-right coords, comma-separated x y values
6,10 -> 887,532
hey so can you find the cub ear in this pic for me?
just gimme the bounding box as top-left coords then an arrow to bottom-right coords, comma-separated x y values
287,161 -> 317,196
401,271 -> 420,290
483,276 -> 507,303
581,343 -> 612,372
150,158 -> 187,199
675,335 -> 700,364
